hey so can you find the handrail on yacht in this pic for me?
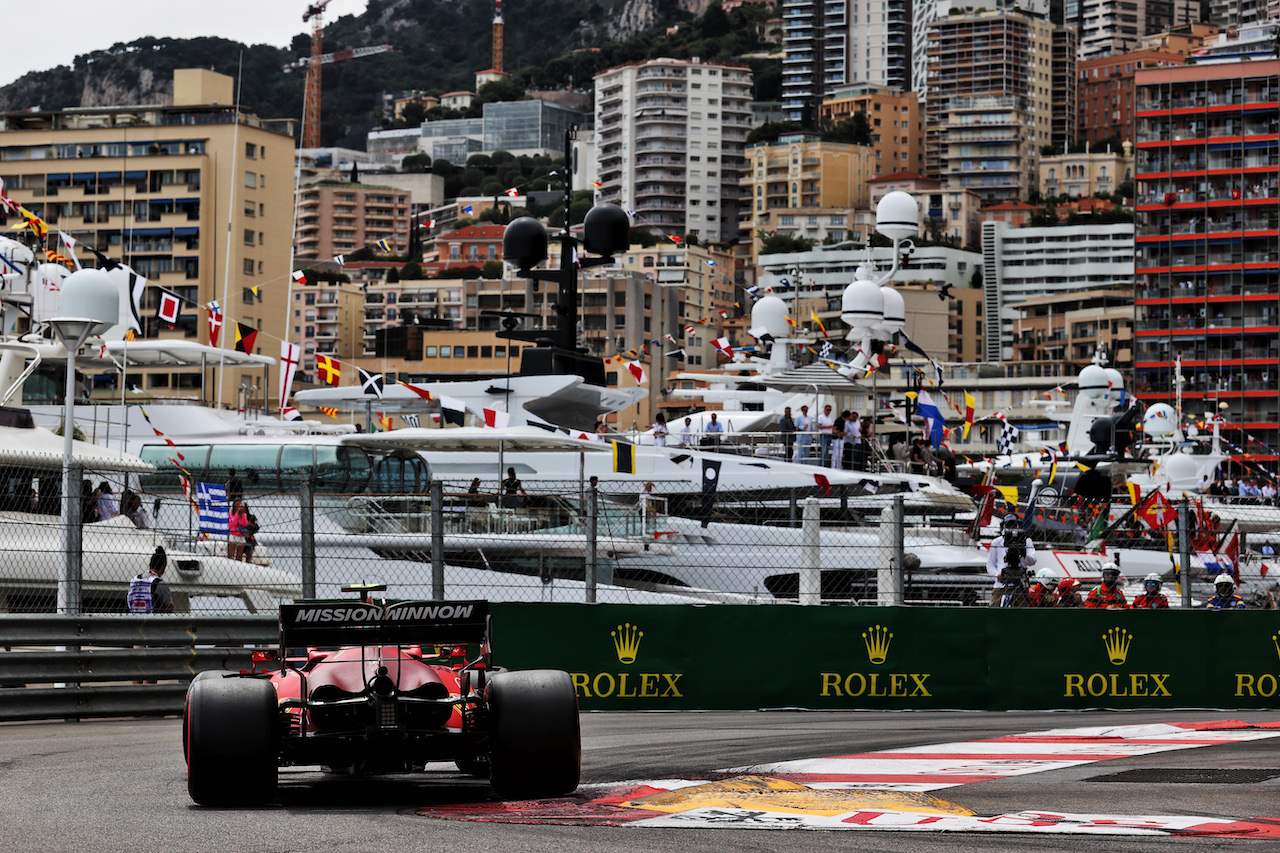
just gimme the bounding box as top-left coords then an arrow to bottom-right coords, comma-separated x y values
0,342 -> 41,406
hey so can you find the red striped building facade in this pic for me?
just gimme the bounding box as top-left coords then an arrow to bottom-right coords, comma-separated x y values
1133,59 -> 1280,460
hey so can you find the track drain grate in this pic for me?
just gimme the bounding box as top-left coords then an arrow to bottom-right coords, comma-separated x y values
1094,769 -> 1280,784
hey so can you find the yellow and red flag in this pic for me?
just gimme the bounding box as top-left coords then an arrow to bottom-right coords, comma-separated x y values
315,354 -> 341,386
962,391 -> 975,440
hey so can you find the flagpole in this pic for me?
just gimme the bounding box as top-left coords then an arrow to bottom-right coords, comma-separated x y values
216,52 -> 245,410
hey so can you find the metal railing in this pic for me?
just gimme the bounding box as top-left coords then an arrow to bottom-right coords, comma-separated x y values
0,615 -> 275,722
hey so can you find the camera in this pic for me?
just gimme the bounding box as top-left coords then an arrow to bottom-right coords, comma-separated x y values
1001,527 -> 1029,585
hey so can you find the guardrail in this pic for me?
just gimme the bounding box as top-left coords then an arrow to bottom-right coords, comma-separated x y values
0,615 -> 276,723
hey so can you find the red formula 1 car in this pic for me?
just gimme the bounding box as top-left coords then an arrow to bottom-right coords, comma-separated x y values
182,590 -> 580,806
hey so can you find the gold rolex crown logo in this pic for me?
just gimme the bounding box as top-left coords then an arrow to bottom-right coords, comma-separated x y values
863,624 -> 893,665
612,622 -> 643,664
1103,627 -> 1132,665
1272,633 -> 1280,662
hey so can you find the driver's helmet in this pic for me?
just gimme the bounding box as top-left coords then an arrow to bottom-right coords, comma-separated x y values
1057,577 -> 1081,595
1214,572 -> 1235,594
1101,562 -> 1121,585
1144,572 -> 1162,593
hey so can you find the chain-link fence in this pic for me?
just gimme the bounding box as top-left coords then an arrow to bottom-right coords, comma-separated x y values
8,466 -> 1278,613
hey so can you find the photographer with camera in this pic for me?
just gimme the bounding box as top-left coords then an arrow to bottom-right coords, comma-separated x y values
987,513 -> 1038,607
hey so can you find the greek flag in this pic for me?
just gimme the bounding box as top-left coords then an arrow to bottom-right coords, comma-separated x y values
197,483 -> 228,536
403,413 -> 421,428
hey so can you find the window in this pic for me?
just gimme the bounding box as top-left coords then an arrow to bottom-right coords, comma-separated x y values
243,228 -> 254,245
242,259 -> 254,276
245,143 -> 258,159
244,171 -> 256,188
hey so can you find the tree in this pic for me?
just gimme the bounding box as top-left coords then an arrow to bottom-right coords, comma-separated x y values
400,261 -> 424,279
400,100 -> 426,127
822,113 -> 871,145
402,152 -> 432,173
431,158 -> 454,177
760,232 -> 816,254
386,267 -> 400,284
481,260 -> 504,279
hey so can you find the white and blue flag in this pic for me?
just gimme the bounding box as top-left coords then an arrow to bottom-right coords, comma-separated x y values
403,413 -> 421,428
915,389 -> 947,448
197,482 -> 228,536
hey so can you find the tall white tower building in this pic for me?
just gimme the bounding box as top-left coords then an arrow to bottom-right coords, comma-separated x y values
595,58 -> 753,242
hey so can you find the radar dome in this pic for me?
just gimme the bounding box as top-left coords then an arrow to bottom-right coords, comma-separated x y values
1143,403 -> 1178,440
1078,364 -> 1109,398
751,295 -> 791,338
875,191 -> 919,242
1159,453 -> 1200,485
841,279 -> 884,338
873,286 -> 905,338
1104,368 -> 1124,394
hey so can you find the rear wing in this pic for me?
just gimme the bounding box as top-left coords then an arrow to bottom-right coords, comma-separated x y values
279,600 -> 489,648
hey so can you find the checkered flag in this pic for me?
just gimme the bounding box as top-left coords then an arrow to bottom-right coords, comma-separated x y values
996,420 -> 1018,455
819,341 -> 833,360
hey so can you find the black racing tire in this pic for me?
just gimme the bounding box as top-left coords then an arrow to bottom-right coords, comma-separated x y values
486,669 -> 580,799
455,754 -> 490,777
185,675 -> 279,806
182,671 -> 236,761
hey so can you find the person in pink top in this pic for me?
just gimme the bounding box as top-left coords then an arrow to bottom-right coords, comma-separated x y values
228,499 -> 249,561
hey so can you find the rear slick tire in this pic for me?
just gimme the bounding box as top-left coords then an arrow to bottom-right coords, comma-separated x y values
486,669 -> 581,799
185,676 -> 279,806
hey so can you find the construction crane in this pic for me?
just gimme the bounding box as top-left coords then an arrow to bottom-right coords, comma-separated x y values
293,2 -> 392,149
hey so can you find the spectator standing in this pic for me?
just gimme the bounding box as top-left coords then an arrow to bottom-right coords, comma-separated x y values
502,467 -> 526,509
778,407 -> 796,460
817,405 -> 835,466
829,411 -> 846,470
680,417 -> 693,447
793,406 -> 813,463
96,482 -> 119,520
848,416 -> 864,470
226,468 -> 244,505
651,413 -> 669,448
81,479 -> 99,524
228,499 -> 249,561
705,412 -> 724,447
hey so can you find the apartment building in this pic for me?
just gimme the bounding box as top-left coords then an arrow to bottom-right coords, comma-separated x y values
926,10 -> 1073,204
294,181 -> 410,263
1077,49 -> 1185,149
595,58 -> 753,243
980,219 -> 1136,362
0,68 -> 294,405
1012,290 -> 1135,371
1133,58 -> 1280,455
818,84 -> 926,174
738,135 -> 878,258
291,279 -> 367,382
1039,146 -> 1133,198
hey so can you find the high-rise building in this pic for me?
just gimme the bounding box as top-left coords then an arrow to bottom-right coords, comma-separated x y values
1133,58 -> 1280,456
925,10 -> 1071,203
781,0 -> 912,121
0,68 -> 295,405
1077,49 -> 1184,149
595,58 -> 753,243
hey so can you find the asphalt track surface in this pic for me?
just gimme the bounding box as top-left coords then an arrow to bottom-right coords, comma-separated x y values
5,709 -> 1280,852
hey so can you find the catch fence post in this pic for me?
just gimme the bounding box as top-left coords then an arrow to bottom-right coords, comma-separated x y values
1178,500 -> 1192,609
299,478 -> 316,598
585,479 -> 598,603
892,495 -> 905,605
431,479 -> 444,599
800,497 -> 821,604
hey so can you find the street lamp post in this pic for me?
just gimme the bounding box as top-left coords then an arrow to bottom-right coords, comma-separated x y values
50,269 -> 120,615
